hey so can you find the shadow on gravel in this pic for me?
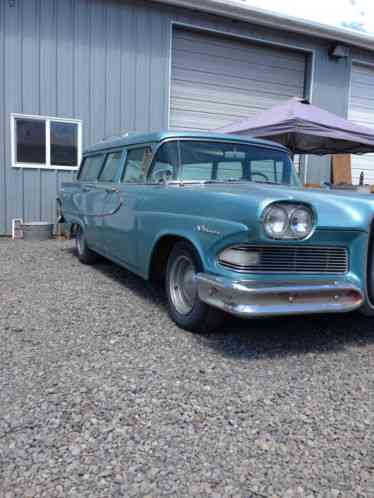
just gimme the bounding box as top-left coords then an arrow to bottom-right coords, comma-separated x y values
200,312 -> 374,360
68,248 -> 166,305
63,246 -> 374,360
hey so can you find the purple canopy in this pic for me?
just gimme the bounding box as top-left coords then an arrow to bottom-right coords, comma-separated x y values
216,97 -> 374,155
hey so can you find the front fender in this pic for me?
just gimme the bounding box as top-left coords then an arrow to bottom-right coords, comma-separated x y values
142,212 -> 250,278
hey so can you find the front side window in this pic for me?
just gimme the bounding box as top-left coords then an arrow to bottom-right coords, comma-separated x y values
99,151 -> 124,182
79,155 -> 105,182
122,146 -> 153,183
179,141 -> 298,186
11,114 -> 82,170
148,142 -> 179,182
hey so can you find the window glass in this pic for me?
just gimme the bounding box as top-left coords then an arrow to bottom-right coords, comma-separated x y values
179,141 -> 298,185
182,163 -> 212,181
216,161 -> 243,180
148,142 -> 178,182
79,155 -> 104,181
180,142 -> 214,181
250,160 -> 289,183
51,122 -> 78,166
99,151 -> 123,182
122,146 -> 153,183
13,114 -> 81,169
16,119 -> 46,164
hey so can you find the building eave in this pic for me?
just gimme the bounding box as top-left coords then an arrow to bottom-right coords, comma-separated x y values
155,0 -> 374,52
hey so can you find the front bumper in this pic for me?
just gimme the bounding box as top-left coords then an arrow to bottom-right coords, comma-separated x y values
196,273 -> 364,318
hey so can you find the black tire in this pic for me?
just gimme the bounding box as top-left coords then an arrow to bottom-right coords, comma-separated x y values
165,241 -> 224,333
359,302 -> 374,317
75,225 -> 99,265
360,235 -> 374,316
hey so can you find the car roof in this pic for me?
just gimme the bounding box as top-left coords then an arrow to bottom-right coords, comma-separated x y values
83,130 -> 288,154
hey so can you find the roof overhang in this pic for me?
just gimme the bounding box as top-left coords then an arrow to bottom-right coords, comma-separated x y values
156,0 -> 374,52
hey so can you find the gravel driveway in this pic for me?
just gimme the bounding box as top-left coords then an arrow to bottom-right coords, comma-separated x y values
1,239 -> 374,498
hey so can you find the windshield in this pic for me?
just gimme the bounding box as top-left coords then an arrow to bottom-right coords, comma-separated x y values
178,141 -> 299,186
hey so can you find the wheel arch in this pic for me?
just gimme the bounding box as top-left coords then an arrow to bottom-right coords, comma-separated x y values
148,233 -> 205,284
69,219 -> 85,237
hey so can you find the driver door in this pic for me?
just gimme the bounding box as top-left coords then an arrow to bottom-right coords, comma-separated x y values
102,145 -> 154,269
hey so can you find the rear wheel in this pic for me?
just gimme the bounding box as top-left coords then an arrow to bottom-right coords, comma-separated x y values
165,241 -> 223,333
75,225 -> 99,265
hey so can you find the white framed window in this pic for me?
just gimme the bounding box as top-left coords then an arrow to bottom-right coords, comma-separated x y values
11,113 -> 82,170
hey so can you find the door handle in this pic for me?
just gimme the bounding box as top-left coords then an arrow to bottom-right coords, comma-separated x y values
82,185 -> 92,192
105,186 -> 119,193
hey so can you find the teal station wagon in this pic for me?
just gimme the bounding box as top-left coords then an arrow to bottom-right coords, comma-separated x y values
58,131 -> 374,332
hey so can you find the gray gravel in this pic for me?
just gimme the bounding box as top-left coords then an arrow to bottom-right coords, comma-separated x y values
1,239 -> 374,498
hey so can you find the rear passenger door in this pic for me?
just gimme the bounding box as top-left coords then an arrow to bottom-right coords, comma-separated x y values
76,154 -> 106,248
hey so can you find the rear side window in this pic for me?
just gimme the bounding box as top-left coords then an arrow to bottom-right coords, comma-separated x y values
122,146 -> 153,183
99,150 -> 124,182
79,155 -> 104,181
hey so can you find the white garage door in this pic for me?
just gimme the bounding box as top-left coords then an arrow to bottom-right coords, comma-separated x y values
170,28 -> 307,131
349,63 -> 374,184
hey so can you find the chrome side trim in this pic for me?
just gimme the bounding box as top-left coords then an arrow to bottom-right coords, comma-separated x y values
196,273 -> 363,318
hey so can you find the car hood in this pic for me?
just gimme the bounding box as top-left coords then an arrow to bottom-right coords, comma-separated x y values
192,182 -> 374,231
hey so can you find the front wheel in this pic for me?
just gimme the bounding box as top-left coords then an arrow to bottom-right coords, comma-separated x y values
165,242 -> 223,333
75,225 -> 99,265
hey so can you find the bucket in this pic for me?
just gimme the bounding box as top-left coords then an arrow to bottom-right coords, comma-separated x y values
22,222 -> 54,241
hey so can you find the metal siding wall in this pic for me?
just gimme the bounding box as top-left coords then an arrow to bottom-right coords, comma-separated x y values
22,0 -> 41,223
40,0 -> 58,226
120,3 -> 136,132
90,1 -> 106,144
0,0 -> 5,233
0,0 -> 371,233
106,2 -> 122,138
4,0 -> 23,231
304,47 -> 352,184
0,0 -> 170,234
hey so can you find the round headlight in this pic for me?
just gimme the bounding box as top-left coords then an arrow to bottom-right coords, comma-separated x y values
290,207 -> 313,237
264,205 -> 288,237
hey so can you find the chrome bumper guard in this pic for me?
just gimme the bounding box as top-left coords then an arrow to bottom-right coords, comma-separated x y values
196,274 -> 363,318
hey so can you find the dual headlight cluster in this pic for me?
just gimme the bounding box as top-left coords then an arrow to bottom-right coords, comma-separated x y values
218,202 -> 316,269
262,202 -> 315,240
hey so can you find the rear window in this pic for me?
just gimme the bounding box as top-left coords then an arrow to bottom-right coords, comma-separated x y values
79,155 -> 105,181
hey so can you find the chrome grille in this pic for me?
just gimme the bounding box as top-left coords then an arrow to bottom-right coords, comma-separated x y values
219,245 -> 348,274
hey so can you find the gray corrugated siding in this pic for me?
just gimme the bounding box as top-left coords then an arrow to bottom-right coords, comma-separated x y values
0,0 -> 170,234
170,27 -> 306,131
349,63 -> 374,184
1,0 -> 372,234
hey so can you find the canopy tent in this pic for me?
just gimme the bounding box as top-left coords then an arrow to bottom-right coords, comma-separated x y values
216,97 -> 374,156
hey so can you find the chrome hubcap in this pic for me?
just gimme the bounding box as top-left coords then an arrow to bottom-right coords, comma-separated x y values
169,255 -> 198,315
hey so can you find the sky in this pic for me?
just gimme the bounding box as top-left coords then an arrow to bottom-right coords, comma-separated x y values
239,0 -> 374,35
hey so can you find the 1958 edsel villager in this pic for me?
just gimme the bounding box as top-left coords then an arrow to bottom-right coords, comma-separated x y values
58,131 -> 374,333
